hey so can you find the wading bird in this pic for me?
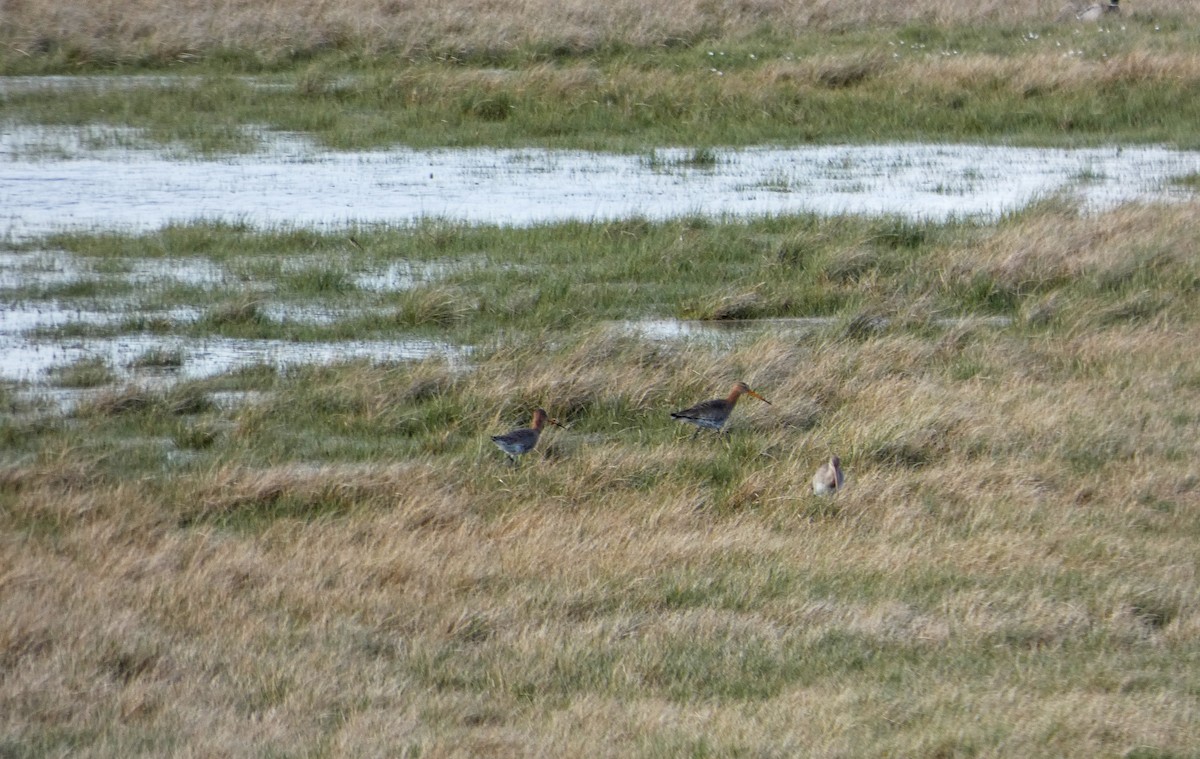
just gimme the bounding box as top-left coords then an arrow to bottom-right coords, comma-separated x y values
490,408 -> 565,464
670,381 -> 770,438
811,455 -> 845,495
1076,0 -> 1118,21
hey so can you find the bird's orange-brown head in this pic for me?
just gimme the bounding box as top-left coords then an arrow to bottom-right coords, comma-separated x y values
530,408 -> 566,430
728,381 -> 771,406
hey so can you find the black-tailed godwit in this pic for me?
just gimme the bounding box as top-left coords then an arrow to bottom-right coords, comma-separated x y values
1077,0 -> 1118,21
670,381 -> 770,438
811,455 -> 845,495
491,408 -> 564,464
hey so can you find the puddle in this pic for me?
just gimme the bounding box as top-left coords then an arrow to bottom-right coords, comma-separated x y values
0,249 -> 452,294
622,315 -> 1012,341
3,333 -> 463,386
625,317 -> 831,340
354,260 -> 457,292
12,386 -> 270,418
3,126 -> 1199,239
6,335 -> 460,415
0,303 -> 202,334
0,294 -> 435,334
0,252 -> 228,292
0,76 -> 208,94
0,264 -> 464,388
0,75 -> 289,96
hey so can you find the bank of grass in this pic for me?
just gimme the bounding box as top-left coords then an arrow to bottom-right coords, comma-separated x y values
5,12 -> 1200,151
6,0 -> 1200,70
6,44 -> 1200,152
2,200 -> 1200,756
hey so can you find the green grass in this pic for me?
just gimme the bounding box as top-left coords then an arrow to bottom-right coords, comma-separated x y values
4,269 -> 1200,756
48,356 -> 116,388
1171,172 -> 1200,191
19,201 -> 1198,352
7,215 -> 970,344
4,20 -> 1200,152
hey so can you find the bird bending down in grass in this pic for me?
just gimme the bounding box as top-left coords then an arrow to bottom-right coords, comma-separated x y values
1071,0 -> 1118,21
811,455 -> 845,495
491,408 -> 565,464
670,381 -> 770,438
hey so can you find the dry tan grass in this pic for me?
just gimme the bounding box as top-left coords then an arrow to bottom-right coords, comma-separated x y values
4,419 -> 1197,755
958,202 -> 1199,334
905,51 -> 1200,95
6,0 -> 1200,61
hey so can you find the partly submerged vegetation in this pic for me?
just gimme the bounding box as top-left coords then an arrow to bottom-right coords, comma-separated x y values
7,199 -> 1197,344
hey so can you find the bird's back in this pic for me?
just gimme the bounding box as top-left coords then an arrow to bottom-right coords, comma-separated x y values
671,398 -> 733,429
492,428 -> 539,455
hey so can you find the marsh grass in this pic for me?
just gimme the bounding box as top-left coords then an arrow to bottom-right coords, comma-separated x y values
4,199 -> 1200,757
47,356 -> 116,388
1171,172 -> 1200,190
12,214 -> 941,341
5,0 -> 1200,746
6,24 -> 1200,151
280,263 -> 356,296
7,0 -> 1200,72
127,347 -> 184,370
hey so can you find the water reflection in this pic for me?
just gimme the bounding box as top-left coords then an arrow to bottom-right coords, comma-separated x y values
621,315 -> 1012,341
2,332 -> 462,385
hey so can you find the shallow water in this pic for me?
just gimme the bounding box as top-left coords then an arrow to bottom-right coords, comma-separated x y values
4,331 -> 461,385
3,126 -> 1199,239
0,247 -> 465,390
4,122 -> 1198,401
622,315 -> 1012,341
0,251 -> 228,290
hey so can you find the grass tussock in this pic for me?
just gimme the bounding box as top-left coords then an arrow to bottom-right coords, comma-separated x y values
49,356 -> 116,388
199,296 -> 274,331
389,287 -> 473,328
73,384 -> 214,418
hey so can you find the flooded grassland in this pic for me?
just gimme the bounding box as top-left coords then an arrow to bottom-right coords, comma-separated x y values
3,67 -> 1200,759
4,128 -> 1195,403
3,123 -> 1199,400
